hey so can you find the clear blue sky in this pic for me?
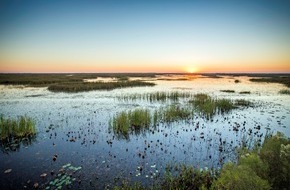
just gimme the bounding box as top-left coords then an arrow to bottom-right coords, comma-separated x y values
0,0 -> 289,73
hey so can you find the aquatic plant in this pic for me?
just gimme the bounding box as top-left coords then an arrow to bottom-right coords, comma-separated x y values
162,164 -> 215,190
44,163 -> 81,190
250,76 -> 290,88
110,109 -> 151,138
239,91 -> 251,94
220,90 -> 235,93
48,80 -> 155,92
160,105 -> 191,122
190,94 -> 236,119
110,105 -> 192,138
111,133 -> 289,190
0,115 -> 36,142
118,91 -> 192,102
279,89 -> 290,95
0,73 -> 156,92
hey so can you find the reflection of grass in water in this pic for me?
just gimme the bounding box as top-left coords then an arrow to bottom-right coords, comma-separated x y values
118,91 -> 192,102
190,93 -> 249,119
279,89 -> 290,95
0,115 -> 36,141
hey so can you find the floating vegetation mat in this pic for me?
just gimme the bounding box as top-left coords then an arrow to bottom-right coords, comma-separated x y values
44,163 -> 81,190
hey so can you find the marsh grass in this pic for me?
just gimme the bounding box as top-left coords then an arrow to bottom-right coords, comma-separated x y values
111,105 -> 192,137
112,133 -> 289,190
48,80 -> 155,92
0,73 -> 156,92
110,109 -> 151,138
158,105 -> 192,123
220,90 -> 235,93
250,77 -> 290,88
239,91 -> 251,94
118,91 -> 192,102
279,89 -> 290,95
0,116 -> 36,143
162,164 -> 215,190
189,93 -> 250,119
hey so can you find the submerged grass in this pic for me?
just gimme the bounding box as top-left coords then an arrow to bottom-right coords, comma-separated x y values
0,115 -> 36,142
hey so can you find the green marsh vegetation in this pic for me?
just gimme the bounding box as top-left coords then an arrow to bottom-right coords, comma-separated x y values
110,109 -> 151,138
0,73 -> 156,92
249,76 -> 290,88
113,132 -> 290,190
48,80 -> 155,92
110,105 -> 192,138
220,90 -> 235,93
0,115 -> 37,151
118,91 -> 192,102
189,93 -> 252,119
279,89 -> 290,95
239,91 -> 251,94
190,94 -> 234,119
0,115 -> 36,141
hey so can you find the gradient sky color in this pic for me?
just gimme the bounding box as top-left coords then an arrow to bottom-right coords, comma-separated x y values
0,0 -> 290,73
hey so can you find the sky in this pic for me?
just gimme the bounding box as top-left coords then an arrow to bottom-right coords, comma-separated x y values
0,0 -> 289,73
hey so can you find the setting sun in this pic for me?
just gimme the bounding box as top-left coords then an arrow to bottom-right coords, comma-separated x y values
185,67 -> 199,73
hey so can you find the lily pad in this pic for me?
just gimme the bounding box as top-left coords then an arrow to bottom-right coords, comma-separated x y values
4,169 -> 12,174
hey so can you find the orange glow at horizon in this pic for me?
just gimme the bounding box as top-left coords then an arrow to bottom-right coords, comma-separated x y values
1,57 -> 290,73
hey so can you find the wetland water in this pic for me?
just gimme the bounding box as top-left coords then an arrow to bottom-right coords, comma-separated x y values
0,75 -> 290,189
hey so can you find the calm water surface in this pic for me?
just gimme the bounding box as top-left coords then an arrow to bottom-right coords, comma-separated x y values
0,75 -> 289,189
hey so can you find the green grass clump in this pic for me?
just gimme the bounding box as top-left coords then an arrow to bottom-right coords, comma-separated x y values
220,90 -> 235,93
162,164 -> 215,190
190,93 -> 236,119
239,91 -> 251,94
110,109 -> 151,138
0,116 -> 36,142
279,89 -> 290,95
118,91 -> 192,102
160,105 -> 191,122
211,162 -> 270,190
